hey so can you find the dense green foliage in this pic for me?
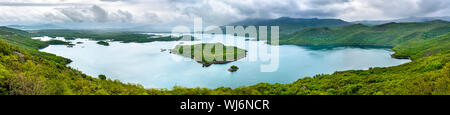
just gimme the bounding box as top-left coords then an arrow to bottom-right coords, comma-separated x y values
98,75 -> 107,80
392,33 -> 450,59
171,43 -> 246,66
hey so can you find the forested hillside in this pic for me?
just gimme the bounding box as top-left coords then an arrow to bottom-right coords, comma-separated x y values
276,20 -> 450,46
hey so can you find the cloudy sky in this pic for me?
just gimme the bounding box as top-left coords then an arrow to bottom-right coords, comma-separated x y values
0,0 -> 449,26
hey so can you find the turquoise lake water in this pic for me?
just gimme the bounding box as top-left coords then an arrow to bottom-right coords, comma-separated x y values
38,34 -> 411,89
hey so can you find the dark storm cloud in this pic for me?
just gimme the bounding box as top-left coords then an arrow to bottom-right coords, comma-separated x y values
307,0 -> 351,6
416,0 -> 450,15
115,10 -> 133,22
100,0 -> 124,2
225,1 -> 302,18
0,0 -> 449,24
145,0 -> 450,24
219,0 -> 345,20
361,0 -> 450,18
0,2 -> 86,7
58,7 -> 89,22
92,5 -> 108,22
57,5 -> 133,23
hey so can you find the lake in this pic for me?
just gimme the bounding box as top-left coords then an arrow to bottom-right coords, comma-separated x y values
37,34 -> 411,89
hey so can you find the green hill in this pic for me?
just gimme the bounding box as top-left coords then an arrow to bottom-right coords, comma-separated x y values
277,20 -> 450,47
0,27 -> 70,64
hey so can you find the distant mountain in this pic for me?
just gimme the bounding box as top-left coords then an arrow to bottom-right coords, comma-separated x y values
7,24 -> 63,30
228,17 -> 351,34
4,23 -> 175,32
353,16 -> 450,25
0,26 -> 34,37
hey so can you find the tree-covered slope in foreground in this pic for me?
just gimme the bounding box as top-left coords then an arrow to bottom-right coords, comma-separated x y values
0,24 -> 449,95
0,27 -> 147,95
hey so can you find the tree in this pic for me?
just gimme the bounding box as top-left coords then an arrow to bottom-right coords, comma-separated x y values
98,74 -> 107,80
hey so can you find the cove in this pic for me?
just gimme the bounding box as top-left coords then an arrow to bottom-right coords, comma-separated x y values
38,34 -> 411,89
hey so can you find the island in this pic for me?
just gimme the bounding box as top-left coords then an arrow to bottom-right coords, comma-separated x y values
228,65 -> 239,72
45,40 -> 71,45
170,43 -> 247,67
97,41 -> 109,46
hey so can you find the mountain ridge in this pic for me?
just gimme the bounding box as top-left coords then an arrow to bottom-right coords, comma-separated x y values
228,17 -> 351,34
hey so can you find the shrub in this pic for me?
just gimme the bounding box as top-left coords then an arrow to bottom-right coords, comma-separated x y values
98,74 -> 107,80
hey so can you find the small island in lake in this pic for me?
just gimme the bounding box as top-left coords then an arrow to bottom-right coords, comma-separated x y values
228,65 -> 239,72
45,40 -> 71,45
171,43 -> 247,67
97,41 -> 109,46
